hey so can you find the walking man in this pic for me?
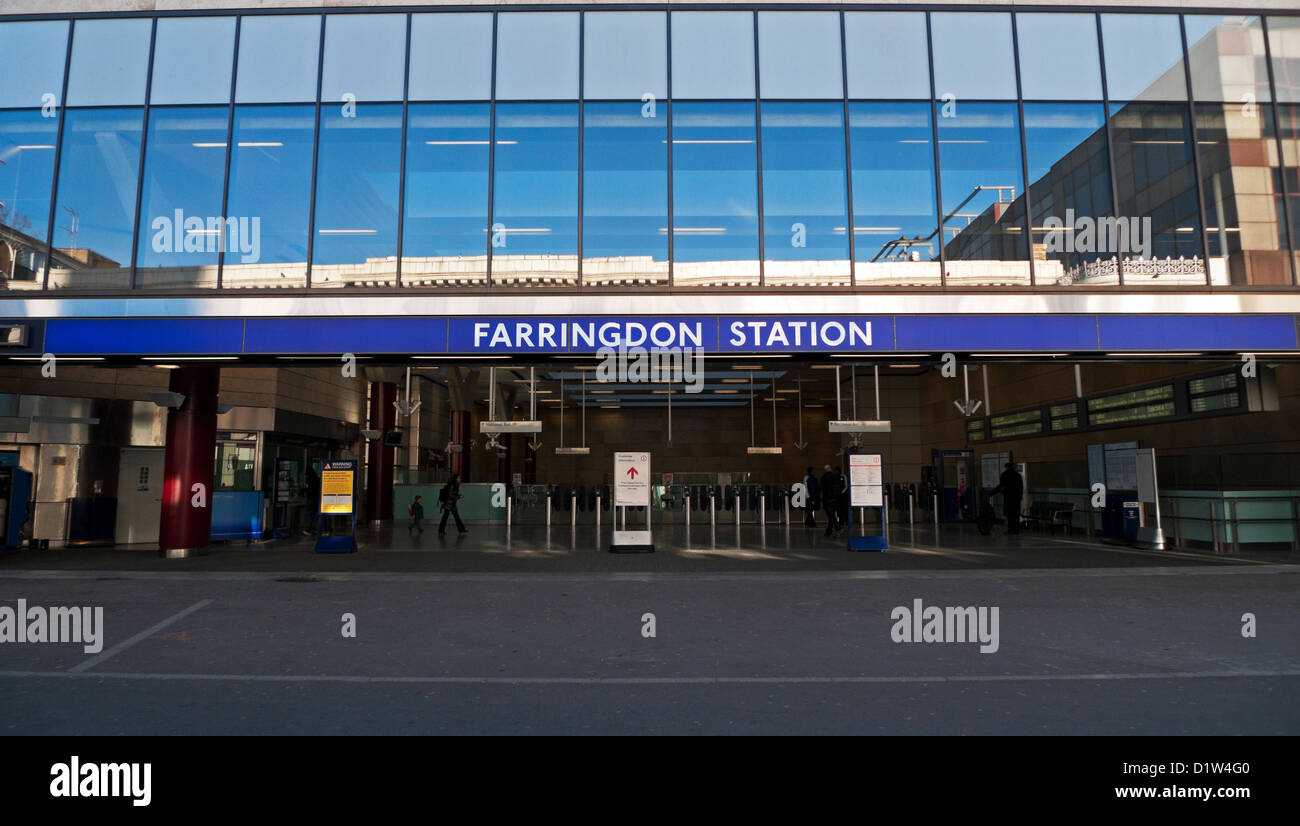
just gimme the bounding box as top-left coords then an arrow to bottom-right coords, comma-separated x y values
438,473 -> 468,535
820,464 -> 841,537
991,462 -> 1024,534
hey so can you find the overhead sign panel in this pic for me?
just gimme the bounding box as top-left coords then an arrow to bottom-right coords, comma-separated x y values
480,420 -> 542,434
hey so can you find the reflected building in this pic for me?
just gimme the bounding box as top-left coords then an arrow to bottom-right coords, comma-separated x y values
1,7 -> 1299,290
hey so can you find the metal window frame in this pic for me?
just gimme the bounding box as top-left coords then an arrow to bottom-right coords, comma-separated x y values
126,18 -> 158,290
1262,15 -> 1299,287
38,20 -> 74,290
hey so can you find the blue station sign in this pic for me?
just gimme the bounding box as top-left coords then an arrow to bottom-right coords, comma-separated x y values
19,312 -> 1300,356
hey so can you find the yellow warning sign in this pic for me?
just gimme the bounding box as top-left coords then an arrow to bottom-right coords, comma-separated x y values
320,468 -> 354,514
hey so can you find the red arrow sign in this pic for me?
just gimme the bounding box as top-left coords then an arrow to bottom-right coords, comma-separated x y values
626,467 -> 638,479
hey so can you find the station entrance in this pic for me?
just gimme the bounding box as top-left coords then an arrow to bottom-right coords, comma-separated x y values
0,349 -> 1298,556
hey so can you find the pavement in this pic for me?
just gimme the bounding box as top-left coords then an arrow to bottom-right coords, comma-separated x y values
0,522 -> 1296,734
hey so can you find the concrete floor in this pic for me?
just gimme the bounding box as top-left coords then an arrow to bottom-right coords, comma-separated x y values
0,523 -> 1296,734
3,519 -> 1294,573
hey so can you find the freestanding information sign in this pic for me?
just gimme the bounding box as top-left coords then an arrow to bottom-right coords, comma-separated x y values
314,458 -> 358,553
847,452 -> 887,551
610,451 -> 653,553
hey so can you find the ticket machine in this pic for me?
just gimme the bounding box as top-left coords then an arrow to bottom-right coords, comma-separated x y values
0,466 -> 33,549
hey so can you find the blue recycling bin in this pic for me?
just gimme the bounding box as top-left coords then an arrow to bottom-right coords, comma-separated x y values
1121,502 -> 1141,542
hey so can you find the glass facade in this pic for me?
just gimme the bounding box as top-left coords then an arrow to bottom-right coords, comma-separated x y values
2,8 -> 1299,292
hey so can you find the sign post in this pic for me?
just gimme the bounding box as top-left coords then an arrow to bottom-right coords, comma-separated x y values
610,451 -> 653,553
847,453 -> 887,551
314,458 -> 358,553
1134,448 -> 1165,550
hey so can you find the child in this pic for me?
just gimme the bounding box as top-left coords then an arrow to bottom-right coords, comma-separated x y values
408,495 -> 425,534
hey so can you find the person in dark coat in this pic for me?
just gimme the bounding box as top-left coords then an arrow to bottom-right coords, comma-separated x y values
802,466 -> 820,528
820,464 -> 842,537
991,462 -> 1024,534
438,474 -> 467,535
303,467 -> 320,536
836,465 -> 850,534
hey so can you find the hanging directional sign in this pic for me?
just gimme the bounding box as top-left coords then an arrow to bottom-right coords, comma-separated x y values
614,452 -> 650,507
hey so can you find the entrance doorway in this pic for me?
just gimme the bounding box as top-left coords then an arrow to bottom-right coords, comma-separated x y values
116,448 -> 165,545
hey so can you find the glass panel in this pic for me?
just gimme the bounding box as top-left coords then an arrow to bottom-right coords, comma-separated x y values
495,13 -> 579,101
760,101 -> 849,286
758,12 -> 842,100
1101,14 -> 1188,102
1269,17 -> 1300,105
66,19 -> 152,107
1196,103 -> 1290,285
582,101 -> 668,287
311,104 -> 402,287
936,102 -> 1030,285
844,12 -> 930,100
0,110 -> 59,289
491,103 -> 579,287
1016,13 -> 1103,101
1184,16 -> 1270,104
321,13 -> 406,104
135,106 -> 229,289
1279,104 -> 1300,283
409,13 -> 492,101
671,102 -> 759,286
47,108 -> 143,290
584,12 -> 667,101
671,12 -> 755,100
235,15 -> 321,104
150,17 -> 235,105
222,104 -> 315,289
401,103 -> 490,288
849,102 -> 941,286
1108,102 -> 1205,284
930,13 -> 1017,101
1024,103 -> 1116,287
0,21 -> 69,109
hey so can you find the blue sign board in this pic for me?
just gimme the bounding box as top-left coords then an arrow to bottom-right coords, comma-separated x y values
29,313 -> 1300,356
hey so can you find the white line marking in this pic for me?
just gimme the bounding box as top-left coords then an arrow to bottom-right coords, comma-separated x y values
68,599 -> 213,674
3,668 -> 1299,685
1038,535 -> 1276,564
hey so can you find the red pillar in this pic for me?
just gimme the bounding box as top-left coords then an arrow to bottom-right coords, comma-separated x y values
450,410 -> 471,481
158,366 -> 219,557
366,381 -> 396,524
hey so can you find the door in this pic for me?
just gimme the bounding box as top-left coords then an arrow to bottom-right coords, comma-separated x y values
116,448 -> 165,545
